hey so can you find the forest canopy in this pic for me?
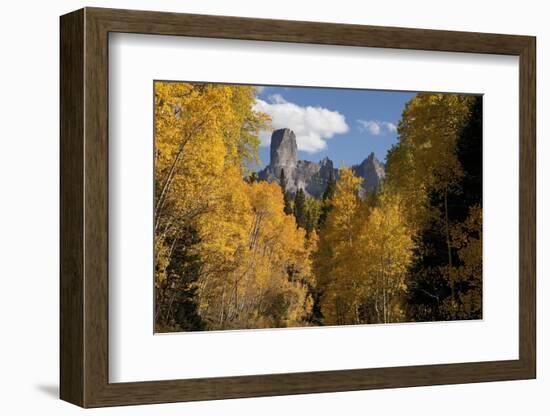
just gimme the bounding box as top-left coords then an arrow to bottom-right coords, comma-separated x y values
154,82 -> 482,332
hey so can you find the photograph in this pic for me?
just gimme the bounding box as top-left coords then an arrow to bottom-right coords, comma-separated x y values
0,0 -> 540,411
154,82 -> 483,333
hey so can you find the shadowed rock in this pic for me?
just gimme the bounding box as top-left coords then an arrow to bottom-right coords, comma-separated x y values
270,128 -> 298,170
352,152 -> 386,192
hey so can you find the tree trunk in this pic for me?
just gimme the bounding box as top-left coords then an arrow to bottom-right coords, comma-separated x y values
219,283 -> 226,327
383,275 -> 387,324
154,137 -> 189,231
443,188 -> 455,309
154,114 -> 214,230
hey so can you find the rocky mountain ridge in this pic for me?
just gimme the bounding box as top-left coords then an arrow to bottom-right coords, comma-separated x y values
258,128 -> 385,198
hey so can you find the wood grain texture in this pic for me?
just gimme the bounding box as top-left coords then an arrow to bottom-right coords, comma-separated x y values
59,8 -> 84,407
89,7 -> 532,54
83,9 -> 110,406
59,7 -> 537,408
518,38 -> 537,376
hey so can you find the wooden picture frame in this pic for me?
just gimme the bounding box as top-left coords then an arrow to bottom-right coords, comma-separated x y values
60,7 -> 536,408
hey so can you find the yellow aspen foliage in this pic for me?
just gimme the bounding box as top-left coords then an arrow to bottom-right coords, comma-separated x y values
154,82 -> 270,229
222,86 -> 271,173
315,167 -> 364,325
397,93 -> 473,190
153,81 -> 312,331
383,93 -> 481,322
355,194 -> 414,324
201,181 -> 313,330
155,82 -> 240,319
322,167 -> 363,245
386,93 -> 475,232
315,168 -> 413,325
154,85 -> 481,331
194,165 -> 253,286
447,204 -> 482,318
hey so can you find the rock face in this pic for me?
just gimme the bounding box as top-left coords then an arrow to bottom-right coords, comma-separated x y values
352,152 -> 386,192
270,128 -> 298,173
258,128 -> 385,198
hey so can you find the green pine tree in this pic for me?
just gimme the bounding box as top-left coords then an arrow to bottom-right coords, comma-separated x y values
318,170 -> 336,228
279,168 -> 294,215
293,188 -> 307,229
245,171 -> 259,183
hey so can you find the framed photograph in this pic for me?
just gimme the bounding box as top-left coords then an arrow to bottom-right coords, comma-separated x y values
60,7 -> 536,407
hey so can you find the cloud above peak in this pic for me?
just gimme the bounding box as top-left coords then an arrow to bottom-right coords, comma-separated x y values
254,95 -> 349,153
357,119 -> 397,136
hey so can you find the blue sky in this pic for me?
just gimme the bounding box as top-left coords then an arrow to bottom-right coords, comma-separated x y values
252,86 -> 415,169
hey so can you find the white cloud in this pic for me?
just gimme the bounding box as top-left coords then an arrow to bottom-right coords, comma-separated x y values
255,86 -> 267,94
357,119 -> 397,136
254,94 -> 349,153
269,93 -> 287,104
358,120 -> 381,135
383,121 -> 398,133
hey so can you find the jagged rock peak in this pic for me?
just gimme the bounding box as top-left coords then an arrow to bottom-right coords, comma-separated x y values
258,128 -> 385,198
319,157 -> 333,167
270,128 -> 297,169
352,153 -> 385,192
